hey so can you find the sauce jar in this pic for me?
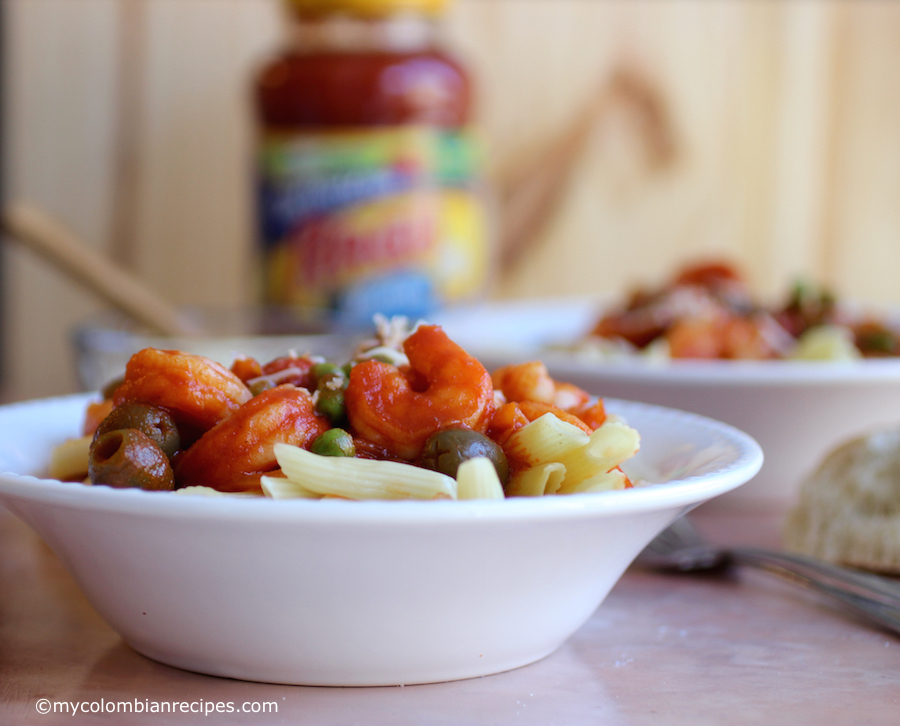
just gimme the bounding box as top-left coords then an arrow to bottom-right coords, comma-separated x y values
254,0 -> 491,328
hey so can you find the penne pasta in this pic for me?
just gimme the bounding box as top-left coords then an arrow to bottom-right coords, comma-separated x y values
456,457 -> 505,500
48,435 -> 92,481
560,468 -> 630,494
274,443 -> 458,500
260,475 -> 322,500
555,422 -> 640,494
504,462 -> 567,497
175,485 -> 248,497
503,413 -> 589,467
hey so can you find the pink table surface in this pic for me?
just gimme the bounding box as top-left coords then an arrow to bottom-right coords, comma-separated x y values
1,502 -> 898,726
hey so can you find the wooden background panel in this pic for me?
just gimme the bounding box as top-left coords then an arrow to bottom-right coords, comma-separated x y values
4,0 -> 900,401
3,0 -> 123,400
827,2 -> 900,304
132,0 -> 282,307
763,0 -> 835,294
451,0 -> 618,163
479,0 -> 837,303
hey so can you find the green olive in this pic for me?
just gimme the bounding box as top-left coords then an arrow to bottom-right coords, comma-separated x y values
89,429 -> 175,490
311,428 -> 356,457
94,403 -> 180,459
419,429 -> 509,484
315,386 -> 346,423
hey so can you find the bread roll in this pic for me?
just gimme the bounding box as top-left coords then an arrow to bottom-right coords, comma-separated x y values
784,427 -> 900,574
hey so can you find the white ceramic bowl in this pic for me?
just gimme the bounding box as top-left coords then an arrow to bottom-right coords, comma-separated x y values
0,393 -> 761,686
434,298 -> 900,511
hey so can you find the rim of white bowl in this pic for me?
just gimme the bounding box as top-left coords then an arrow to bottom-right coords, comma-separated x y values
530,352 -> 900,386
0,393 -> 762,524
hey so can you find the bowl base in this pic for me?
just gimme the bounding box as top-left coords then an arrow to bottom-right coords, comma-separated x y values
126,640 -> 560,687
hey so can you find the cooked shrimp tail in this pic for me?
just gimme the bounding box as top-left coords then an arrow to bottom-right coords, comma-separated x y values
345,325 -> 495,460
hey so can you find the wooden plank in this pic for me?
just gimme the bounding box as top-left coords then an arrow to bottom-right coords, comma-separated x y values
826,1 -> 900,305
132,0 -> 282,308
464,0 -> 786,300
763,0 -> 836,299
3,0 -> 121,400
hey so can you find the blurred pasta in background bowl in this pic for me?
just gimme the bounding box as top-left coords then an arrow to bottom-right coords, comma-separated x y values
579,260 -> 900,362
433,261 -> 900,511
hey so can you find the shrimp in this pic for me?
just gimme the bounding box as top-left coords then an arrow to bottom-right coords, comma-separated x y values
174,385 -> 328,493
517,401 -> 593,434
230,356 -> 263,383
231,354 -> 319,391
113,348 -> 252,433
572,399 -> 606,430
666,314 -> 782,359
486,402 -> 530,448
487,400 -> 596,479
553,382 -> 591,412
257,354 -> 318,389
345,324 -> 494,460
491,361 -> 556,404
83,399 -> 114,436
491,361 -> 600,427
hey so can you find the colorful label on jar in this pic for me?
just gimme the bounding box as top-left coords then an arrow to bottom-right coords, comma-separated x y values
257,126 -> 491,328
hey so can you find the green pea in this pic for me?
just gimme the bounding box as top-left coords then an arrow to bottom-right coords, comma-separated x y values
249,378 -> 276,397
89,429 -> 175,491
341,361 -> 355,377
311,428 -> 356,457
311,362 -> 344,387
367,353 -> 397,365
316,386 -> 346,423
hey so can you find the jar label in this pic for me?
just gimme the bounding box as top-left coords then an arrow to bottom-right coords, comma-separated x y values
257,126 -> 491,328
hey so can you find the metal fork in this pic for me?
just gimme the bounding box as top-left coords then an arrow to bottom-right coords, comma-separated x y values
637,515 -> 900,635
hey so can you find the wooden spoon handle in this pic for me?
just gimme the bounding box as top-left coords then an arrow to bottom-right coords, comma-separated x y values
2,201 -> 191,337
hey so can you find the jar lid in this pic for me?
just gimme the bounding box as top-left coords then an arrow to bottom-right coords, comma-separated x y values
286,0 -> 448,18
